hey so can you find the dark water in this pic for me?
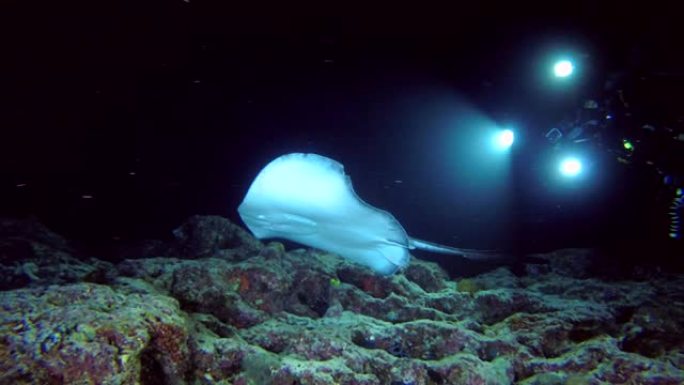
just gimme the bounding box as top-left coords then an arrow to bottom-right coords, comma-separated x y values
2,2 -> 683,271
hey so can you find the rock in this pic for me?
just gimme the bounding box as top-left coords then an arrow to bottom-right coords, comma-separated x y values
477,267 -> 520,289
526,248 -> 597,279
403,258 -> 449,292
0,283 -> 190,385
2,218 -> 684,384
0,218 -> 114,291
171,215 -> 262,260
0,217 -> 72,252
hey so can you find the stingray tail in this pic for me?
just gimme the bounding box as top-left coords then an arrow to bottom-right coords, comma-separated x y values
408,238 -> 506,261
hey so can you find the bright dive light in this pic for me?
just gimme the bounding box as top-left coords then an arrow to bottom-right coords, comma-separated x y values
559,157 -> 582,177
553,60 -> 574,78
494,129 -> 515,150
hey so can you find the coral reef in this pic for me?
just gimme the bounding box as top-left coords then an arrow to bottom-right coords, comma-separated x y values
1,216 -> 683,384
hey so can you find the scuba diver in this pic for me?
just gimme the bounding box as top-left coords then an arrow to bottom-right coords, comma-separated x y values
545,65 -> 684,240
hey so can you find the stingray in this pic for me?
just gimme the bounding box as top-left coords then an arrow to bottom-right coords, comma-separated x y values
238,153 -> 498,275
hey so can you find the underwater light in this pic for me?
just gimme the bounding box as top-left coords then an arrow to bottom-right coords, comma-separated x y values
623,139 -> 634,151
494,129 -> 515,150
553,60 -> 574,78
559,157 -> 582,177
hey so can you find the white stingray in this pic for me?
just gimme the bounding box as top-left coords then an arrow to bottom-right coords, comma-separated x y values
238,153 -> 496,275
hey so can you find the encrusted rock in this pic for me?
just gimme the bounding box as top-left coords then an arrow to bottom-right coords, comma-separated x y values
0,283 -> 190,385
2,216 -> 683,384
171,215 -> 262,260
0,218 -> 114,291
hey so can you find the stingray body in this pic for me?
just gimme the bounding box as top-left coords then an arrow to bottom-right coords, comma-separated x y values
238,153 -> 493,275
